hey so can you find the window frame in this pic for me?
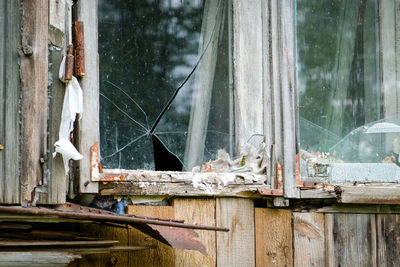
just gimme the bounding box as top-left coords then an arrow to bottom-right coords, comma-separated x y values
73,0 -> 308,200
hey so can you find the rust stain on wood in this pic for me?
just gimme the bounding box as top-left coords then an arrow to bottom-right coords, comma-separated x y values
64,44 -> 74,80
74,21 -> 85,76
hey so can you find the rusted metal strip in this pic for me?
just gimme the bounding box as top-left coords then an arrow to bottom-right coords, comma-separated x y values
258,161 -> 283,196
0,205 -> 229,232
64,44 -> 74,80
74,21 -> 85,76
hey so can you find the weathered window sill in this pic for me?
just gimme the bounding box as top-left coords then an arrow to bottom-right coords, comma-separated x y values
96,169 -> 270,198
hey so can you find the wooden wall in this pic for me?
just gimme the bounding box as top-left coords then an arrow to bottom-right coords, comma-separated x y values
70,199 -> 400,267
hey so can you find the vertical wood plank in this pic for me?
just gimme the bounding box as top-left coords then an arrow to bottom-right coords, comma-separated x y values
216,198 -> 254,267
20,0 -> 49,203
262,0 -> 274,185
46,0 -> 74,204
279,0 -> 299,198
173,198 -> 216,267
127,205 -> 175,267
377,214 -> 400,267
255,208 -> 293,267
324,214 -> 335,267
232,0 -> 264,152
74,0 -> 99,193
293,212 -> 325,267
325,213 -> 377,267
0,0 -> 20,204
46,48 -> 67,204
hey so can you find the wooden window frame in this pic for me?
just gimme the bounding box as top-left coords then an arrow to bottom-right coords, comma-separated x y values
73,0 -> 302,199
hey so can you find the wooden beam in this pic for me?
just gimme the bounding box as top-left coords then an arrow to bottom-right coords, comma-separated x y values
337,186 -> 400,204
99,181 -> 269,198
0,0 -> 21,204
74,0 -> 99,193
20,0 -> 49,204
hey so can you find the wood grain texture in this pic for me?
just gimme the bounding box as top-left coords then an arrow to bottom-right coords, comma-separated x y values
127,205 -> 175,267
46,48 -> 67,204
173,198 -> 216,267
232,0 -> 264,151
20,0 -> 49,203
278,0 -> 298,198
216,198 -> 255,267
377,214 -> 400,267
0,0 -> 20,204
293,212 -> 324,267
74,0 -> 99,193
325,213 -> 377,267
338,186 -> 400,204
255,208 -> 292,267
70,223 -> 129,267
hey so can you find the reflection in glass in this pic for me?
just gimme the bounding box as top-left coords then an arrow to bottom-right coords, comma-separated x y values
296,0 -> 400,181
99,0 -> 233,171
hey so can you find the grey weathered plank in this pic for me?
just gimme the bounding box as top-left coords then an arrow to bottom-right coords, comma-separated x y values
293,212 -> 325,266
216,198 -> 255,267
232,0 -> 264,152
337,186 -> 400,204
377,214 -> 400,267
325,213 -> 377,267
99,181 -> 270,198
74,0 -> 99,193
277,0 -> 299,198
0,0 -> 21,204
20,0 -> 49,204
46,48 -> 67,204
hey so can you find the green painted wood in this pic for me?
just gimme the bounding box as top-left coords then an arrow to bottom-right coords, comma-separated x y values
0,0 -> 21,204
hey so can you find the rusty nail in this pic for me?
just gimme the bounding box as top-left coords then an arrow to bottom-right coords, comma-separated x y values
84,181 -> 90,187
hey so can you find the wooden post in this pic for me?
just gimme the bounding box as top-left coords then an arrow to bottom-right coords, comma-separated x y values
20,0 -> 49,204
74,21 -> 85,77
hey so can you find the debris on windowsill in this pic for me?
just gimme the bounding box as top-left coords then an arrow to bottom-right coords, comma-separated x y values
194,141 -> 269,175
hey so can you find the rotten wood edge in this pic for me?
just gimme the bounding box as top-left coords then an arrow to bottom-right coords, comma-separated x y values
97,169 -> 270,198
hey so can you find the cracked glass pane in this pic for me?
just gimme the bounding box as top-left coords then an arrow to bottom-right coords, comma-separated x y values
296,0 -> 400,182
99,0 -> 233,171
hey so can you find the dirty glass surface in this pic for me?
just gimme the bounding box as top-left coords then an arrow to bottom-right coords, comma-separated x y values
296,0 -> 400,182
99,0 -> 233,171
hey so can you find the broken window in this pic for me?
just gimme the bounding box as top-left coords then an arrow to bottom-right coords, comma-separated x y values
297,0 -> 400,183
98,0 -> 233,171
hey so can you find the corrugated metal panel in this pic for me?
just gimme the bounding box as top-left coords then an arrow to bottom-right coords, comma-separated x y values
0,1 -> 21,203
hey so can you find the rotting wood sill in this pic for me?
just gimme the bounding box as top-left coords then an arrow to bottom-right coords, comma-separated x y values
96,169 -> 271,198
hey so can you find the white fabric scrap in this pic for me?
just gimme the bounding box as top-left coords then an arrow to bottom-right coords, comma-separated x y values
53,54 -> 84,173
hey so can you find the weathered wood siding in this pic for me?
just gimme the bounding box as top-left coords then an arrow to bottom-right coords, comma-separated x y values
70,200 -> 400,267
0,0 -> 21,203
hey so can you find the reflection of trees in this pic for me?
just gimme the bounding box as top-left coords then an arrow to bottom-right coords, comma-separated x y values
98,0 -> 203,169
297,0 -> 379,152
